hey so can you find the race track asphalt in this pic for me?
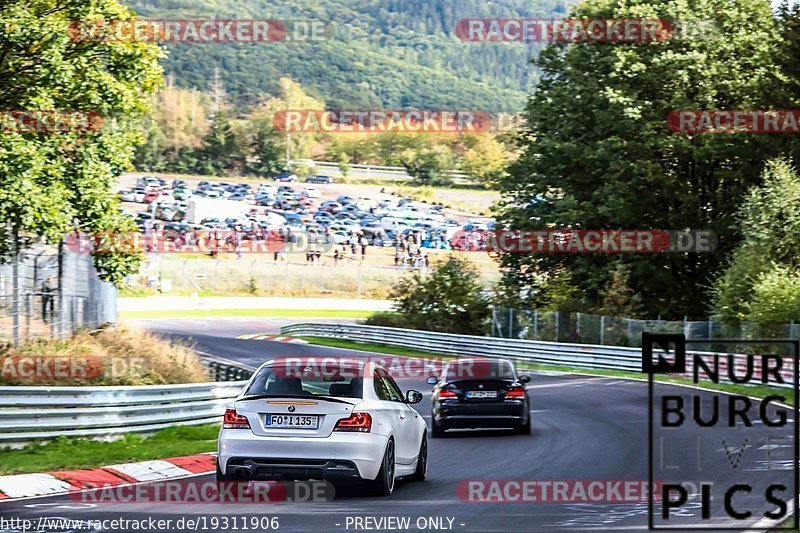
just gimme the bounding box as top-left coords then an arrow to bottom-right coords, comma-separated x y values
0,319 -> 794,532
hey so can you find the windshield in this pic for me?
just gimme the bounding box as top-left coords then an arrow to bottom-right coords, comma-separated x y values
444,360 -> 516,381
244,363 -> 364,399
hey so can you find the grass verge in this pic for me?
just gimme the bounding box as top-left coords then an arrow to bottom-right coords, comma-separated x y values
119,309 -> 375,320
0,424 -> 219,475
299,337 -> 796,405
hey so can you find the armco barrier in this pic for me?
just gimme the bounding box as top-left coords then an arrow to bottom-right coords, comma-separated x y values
0,381 -> 245,444
279,323 -> 796,388
280,322 -> 645,371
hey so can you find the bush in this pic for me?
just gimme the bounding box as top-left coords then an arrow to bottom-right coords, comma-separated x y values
363,311 -> 406,328
369,256 -> 490,335
745,265 -> 800,325
0,325 -> 209,386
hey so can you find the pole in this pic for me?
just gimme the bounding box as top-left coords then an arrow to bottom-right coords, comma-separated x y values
508,307 -> 513,339
555,311 -> 559,342
600,315 -> 605,345
11,225 -> 20,346
57,241 -> 65,340
533,310 -> 538,340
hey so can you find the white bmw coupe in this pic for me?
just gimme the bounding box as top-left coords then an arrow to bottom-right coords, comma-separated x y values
217,358 -> 427,496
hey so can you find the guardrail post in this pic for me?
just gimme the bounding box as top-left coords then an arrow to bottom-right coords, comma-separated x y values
508,307 -> 513,339
533,310 -> 538,340
600,315 -> 605,345
554,312 -> 559,342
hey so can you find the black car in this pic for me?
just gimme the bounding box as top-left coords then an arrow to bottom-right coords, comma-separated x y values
307,175 -> 333,184
427,358 -> 531,437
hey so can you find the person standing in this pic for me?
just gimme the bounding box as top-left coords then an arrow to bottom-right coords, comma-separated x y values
41,277 -> 55,323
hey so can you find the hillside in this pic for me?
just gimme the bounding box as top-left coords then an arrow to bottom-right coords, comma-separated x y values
125,0 -> 570,113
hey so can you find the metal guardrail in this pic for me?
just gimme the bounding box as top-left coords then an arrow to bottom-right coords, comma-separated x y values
280,322 -> 646,371
0,381 -> 246,444
279,323 -> 795,388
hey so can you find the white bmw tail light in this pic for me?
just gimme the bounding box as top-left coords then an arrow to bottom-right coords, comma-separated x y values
334,412 -> 372,432
223,408 -> 251,429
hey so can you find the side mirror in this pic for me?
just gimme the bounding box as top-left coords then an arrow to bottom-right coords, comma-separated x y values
405,390 -> 423,404
426,376 -> 439,385
519,375 -> 531,384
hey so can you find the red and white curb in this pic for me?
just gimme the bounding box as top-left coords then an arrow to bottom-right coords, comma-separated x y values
0,454 -> 216,500
236,334 -> 308,343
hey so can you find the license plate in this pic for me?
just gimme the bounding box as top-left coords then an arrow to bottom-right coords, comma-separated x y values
265,414 -> 319,429
466,391 -> 497,399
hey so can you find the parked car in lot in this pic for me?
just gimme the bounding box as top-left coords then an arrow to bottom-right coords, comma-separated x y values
307,175 -> 333,184
143,190 -> 160,204
217,359 -> 427,495
118,189 -> 136,202
172,179 -> 187,189
301,187 -> 322,198
131,188 -> 146,203
173,188 -> 193,200
320,201 -> 343,213
428,358 -> 531,437
275,173 -> 299,182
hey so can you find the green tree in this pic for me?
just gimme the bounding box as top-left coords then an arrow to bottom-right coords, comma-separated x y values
0,0 -> 163,281
597,263 -> 643,317
461,134 -> 511,188
259,78 -> 325,164
402,148 -> 454,186
194,111 -> 240,176
498,0 -> 792,319
712,158 -> 800,324
135,83 -> 208,172
745,265 -> 800,325
373,256 -> 489,334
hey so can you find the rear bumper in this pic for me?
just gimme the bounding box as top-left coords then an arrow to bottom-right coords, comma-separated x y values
225,457 -> 361,481
434,400 -> 528,428
218,430 -> 388,481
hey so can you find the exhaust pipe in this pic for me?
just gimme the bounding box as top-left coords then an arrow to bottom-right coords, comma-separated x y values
234,467 -> 253,480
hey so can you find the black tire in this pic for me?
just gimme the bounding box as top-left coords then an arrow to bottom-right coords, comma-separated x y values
517,416 -> 532,435
409,434 -> 427,482
215,458 -> 233,483
431,417 -> 445,438
369,439 -> 396,496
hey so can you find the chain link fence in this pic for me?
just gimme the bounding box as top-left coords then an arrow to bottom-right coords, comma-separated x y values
124,255 -> 501,299
490,307 -> 800,348
0,244 -> 117,345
